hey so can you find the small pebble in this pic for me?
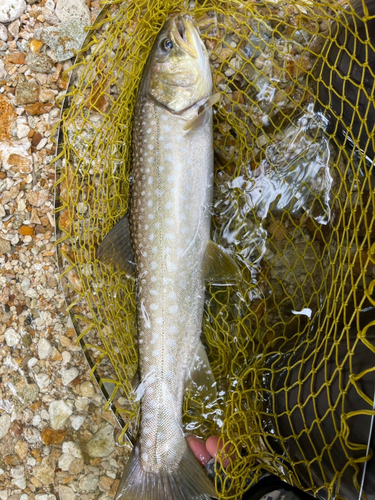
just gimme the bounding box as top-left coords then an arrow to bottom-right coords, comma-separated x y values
48,400 -> 73,430
86,424 -> 115,458
5,328 -> 20,347
0,413 -> 11,439
38,338 -> 53,359
0,0 -> 26,23
61,367 -> 79,386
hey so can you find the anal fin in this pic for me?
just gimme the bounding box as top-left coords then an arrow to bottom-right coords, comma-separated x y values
203,240 -> 240,282
186,343 -> 217,404
98,215 -> 136,276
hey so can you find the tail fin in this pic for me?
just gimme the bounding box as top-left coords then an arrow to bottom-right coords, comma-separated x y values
116,443 -> 217,500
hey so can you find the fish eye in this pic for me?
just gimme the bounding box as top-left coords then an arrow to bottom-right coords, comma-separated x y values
162,38 -> 173,52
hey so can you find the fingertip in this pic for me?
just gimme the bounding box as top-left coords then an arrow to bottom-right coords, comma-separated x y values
187,435 -> 212,466
205,435 -> 219,457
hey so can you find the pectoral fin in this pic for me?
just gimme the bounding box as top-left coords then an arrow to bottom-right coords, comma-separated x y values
183,93 -> 220,131
186,343 -> 217,403
203,240 -> 240,281
97,215 -> 135,276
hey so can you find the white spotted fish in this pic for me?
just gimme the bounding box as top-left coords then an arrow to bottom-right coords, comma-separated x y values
99,13 -> 239,500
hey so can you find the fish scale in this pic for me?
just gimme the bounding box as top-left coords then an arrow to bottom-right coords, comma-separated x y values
131,96 -> 213,471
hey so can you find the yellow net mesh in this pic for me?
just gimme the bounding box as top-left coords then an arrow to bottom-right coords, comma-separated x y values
54,0 -> 375,498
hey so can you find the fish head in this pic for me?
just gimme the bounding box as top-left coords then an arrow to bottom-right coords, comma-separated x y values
143,14 -> 212,113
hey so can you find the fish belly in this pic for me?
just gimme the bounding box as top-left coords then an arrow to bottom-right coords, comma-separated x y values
131,97 -> 213,472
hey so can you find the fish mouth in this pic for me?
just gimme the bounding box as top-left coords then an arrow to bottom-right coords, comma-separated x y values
170,14 -> 199,59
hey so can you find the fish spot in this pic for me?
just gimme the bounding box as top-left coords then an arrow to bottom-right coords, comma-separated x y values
163,125 -> 172,132
156,188 -> 164,196
152,350 -> 159,357
165,154 -> 173,162
151,120 -> 156,125
149,400 -> 157,408
162,277 -> 171,285
168,339 -> 176,348
151,261 -> 157,270
165,232 -> 175,240
165,143 -> 173,150
148,177 -> 153,185
142,452 -> 149,462
169,325 -> 178,335
148,213 -> 155,220
182,227 -> 189,234
154,222 -> 161,229
157,431 -> 164,440
167,175 -> 175,183
168,291 -> 177,300
146,439 -> 153,447
166,370 -> 174,380
164,247 -> 171,255
150,289 -> 158,296
141,191 -> 146,196
144,412 -> 152,421
165,218 -> 173,226
143,426 -> 152,434
165,201 -> 173,210
158,166 -> 164,173
168,354 -> 175,363
149,233 -> 155,241
148,157 -> 153,163
167,261 -> 177,272
151,276 -> 157,282
169,304 -> 178,314
161,115 -> 168,121
156,317 -> 163,325
152,246 -> 157,254
177,247 -> 185,257
145,224 -> 149,230
148,144 -> 154,150
148,200 -> 153,207
150,303 -> 158,311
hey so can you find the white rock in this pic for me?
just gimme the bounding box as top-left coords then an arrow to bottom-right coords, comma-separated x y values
17,123 -> 30,139
58,453 -> 75,471
4,327 -> 20,347
61,367 -> 79,386
80,381 -> 95,397
71,415 -> 85,430
23,427 -> 41,444
34,373 -> 51,392
86,425 -> 115,458
8,18 -> 19,39
0,413 -> 11,439
0,0 -> 26,23
59,485 -> 75,500
0,59 -> 5,80
13,476 -> 26,489
55,0 -> 90,26
61,351 -> 71,364
49,400 -> 73,430
0,23 -> 7,41
38,338 -> 53,359
62,441 -> 82,458
79,474 -> 99,493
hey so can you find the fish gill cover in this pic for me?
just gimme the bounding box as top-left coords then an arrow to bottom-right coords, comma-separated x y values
53,0 -> 375,498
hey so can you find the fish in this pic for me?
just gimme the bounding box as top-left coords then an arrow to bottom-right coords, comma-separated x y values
98,13 -> 239,500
